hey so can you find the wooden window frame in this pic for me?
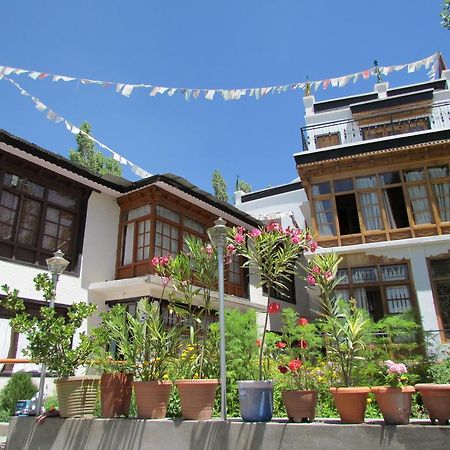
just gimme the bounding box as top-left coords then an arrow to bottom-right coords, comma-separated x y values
310,163 -> 450,247
335,262 -> 416,321
427,256 -> 450,342
0,155 -> 88,272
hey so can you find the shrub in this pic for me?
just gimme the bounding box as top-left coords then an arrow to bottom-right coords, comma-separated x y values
0,372 -> 37,415
0,409 -> 11,423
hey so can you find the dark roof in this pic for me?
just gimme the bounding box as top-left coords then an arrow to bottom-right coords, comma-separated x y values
312,78 -> 447,114
295,129 -> 450,166
350,89 -> 434,114
0,129 -> 261,227
241,181 -> 303,203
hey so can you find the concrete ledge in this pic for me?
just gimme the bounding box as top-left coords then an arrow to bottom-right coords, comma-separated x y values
6,416 -> 450,450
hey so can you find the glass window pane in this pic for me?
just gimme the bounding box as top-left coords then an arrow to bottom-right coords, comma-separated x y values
334,179 -> 354,192
126,205 -> 151,221
48,190 -> 77,209
1,191 -> 19,210
429,165 -> 449,179
156,205 -> 180,223
336,269 -> 349,285
334,289 -> 350,301
183,216 -> 204,234
312,182 -> 331,196
430,259 -> 450,278
381,264 -> 408,281
121,223 -> 134,265
351,266 -> 378,283
386,285 -> 411,313
434,281 -> 450,339
407,185 -> 432,224
404,168 -> 425,182
355,175 -> 377,189
381,172 -> 401,185
359,192 -> 383,230
433,182 -> 450,222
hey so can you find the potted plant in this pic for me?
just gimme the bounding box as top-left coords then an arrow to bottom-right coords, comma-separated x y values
109,298 -> 182,419
152,237 -> 220,420
307,253 -> 371,424
271,308 -> 322,422
1,274 -> 98,418
230,223 -> 317,422
371,360 -> 417,425
89,303 -> 134,418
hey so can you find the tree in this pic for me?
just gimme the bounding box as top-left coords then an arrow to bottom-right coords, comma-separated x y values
69,122 -> 122,177
236,177 -> 252,194
211,170 -> 228,202
442,0 -> 450,29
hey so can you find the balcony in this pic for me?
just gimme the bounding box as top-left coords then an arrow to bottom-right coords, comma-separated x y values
300,101 -> 450,151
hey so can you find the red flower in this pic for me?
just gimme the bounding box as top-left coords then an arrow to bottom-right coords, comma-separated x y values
256,339 -> 262,347
297,317 -> 309,326
278,365 -> 288,374
297,340 -> 308,349
276,341 -> 287,349
288,359 -> 302,372
267,302 -> 280,314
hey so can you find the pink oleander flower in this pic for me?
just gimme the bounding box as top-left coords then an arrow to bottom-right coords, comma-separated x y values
288,359 -> 303,372
291,235 -> 300,244
266,222 -> 281,232
234,233 -> 245,244
237,226 -> 246,234
151,256 -> 160,267
249,228 -> 262,238
307,274 -> 316,286
309,241 -> 318,252
297,317 -> 309,326
312,265 -> 321,274
268,302 -> 281,314
324,271 -> 334,281
161,277 -> 170,286
204,244 -> 213,256
276,341 -> 287,349
256,339 -> 262,347
305,233 -> 312,241
226,243 -> 236,254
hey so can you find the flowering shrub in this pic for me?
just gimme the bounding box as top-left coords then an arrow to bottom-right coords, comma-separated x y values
270,308 -> 323,391
383,360 -> 417,387
306,253 -> 371,387
230,223 -> 317,380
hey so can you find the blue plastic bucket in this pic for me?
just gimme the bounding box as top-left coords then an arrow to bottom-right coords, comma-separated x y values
238,380 -> 274,422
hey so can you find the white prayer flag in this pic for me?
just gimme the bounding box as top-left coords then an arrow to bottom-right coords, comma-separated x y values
115,83 -> 125,93
28,71 -> 41,80
34,101 -> 47,112
205,89 -> 215,100
121,84 -> 134,97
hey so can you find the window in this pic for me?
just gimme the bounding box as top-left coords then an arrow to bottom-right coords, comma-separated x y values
403,169 -> 433,224
429,166 -> 450,222
0,168 -> 83,270
335,263 -> 413,321
429,258 -> 450,340
315,132 -> 341,149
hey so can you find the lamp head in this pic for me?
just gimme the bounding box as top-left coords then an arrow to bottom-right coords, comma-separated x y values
207,217 -> 230,248
46,249 -> 70,275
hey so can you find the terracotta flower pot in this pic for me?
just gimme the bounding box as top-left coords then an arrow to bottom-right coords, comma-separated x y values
101,373 -> 133,418
175,379 -> 219,420
133,380 -> 172,419
329,387 -> 370,424
415,383 -> 450,425
371,386 -> 415,425
55,376 -> 100,418
282,390 -> 318,423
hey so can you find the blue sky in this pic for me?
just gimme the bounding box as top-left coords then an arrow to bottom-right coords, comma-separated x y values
0,1 -> 448,196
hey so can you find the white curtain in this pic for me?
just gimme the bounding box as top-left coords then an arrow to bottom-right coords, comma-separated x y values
407,185 -> 432,224
404,170 -> 432,224
433,183 -> 450,222
359,192 -> 382,230
382,190 -> 397,228
354,288 -> 369,311
13,334 -> 40,373
315,200 -> 333,236
0,319 -> 12,372
386,286 -> 411,314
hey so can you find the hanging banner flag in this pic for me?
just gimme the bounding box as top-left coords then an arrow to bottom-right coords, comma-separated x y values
1,75 -> 152,180
1,52 -> 441,102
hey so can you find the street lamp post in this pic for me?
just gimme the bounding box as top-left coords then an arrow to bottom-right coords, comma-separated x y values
207,217 -> 230,421
35,250 -> 69,415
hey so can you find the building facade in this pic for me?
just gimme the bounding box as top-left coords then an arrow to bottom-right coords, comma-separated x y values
238,71 -> 450,350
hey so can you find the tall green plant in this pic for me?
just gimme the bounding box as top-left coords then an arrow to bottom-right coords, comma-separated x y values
1,275 -> 96,378
0,372 -> 37,415
230,223 -> 317,380
307,253 -> 371,387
